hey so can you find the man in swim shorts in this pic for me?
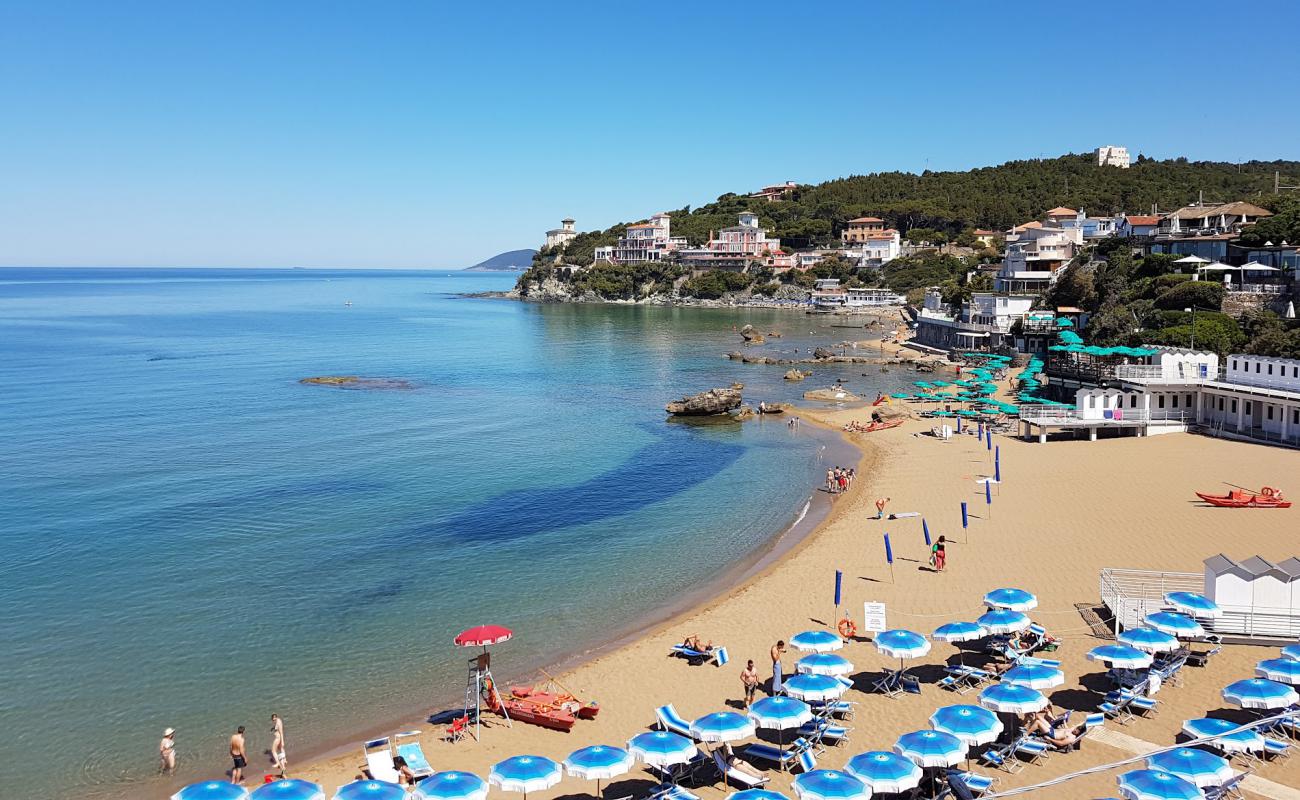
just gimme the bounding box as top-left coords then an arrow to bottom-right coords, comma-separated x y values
230,726 -> 247,784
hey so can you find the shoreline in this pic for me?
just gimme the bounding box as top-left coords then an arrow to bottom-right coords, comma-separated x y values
235,421 -> 874,789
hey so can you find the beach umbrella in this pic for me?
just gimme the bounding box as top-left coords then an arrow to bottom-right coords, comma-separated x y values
933,622 -> 986,642
251,781 -> 325,800
929,705 -> 1003,746
173,783 -> 251,800
690,711 -> 756,743
1222,678 -> 1299,710
1002,663 -> 1065,690
490,757 -> 562,799
565,745 -> 634,799
1181,718 -> 1265,754
749,696 -> 813,730
978,683 -> 1048,714
874,629 -> 930,660
797,653 -> 854,677
1118,627 -> 1181,653
1258,658 -> 1300,685
1087,644 -> 1154,670
1055,317 -> 1074,327
628,731 -> 696,767
1117,769 -> 1203,800
894,729 -> 966,767
414,774 -> 489,800
1145,612 -> 1206,639
844,751 -> 922,794
1282,643 -> 1300,662
455,625 -> 514,648
1165,592 -> 1222,619
791,770 -> 869,800
784,672 -> 846,702
729,792 -> 789,800
339,782 -> 406,800
983,588 -> 1037,612
975,609 -> 1030,634
790,630 -> 844,653
1146,749 -> 1234,789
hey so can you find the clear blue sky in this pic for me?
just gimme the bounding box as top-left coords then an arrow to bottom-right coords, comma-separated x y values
3,1 -> 1299,268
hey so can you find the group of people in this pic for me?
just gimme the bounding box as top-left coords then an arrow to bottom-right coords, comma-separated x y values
826,467 -> 855,494
785,415 -> 802,430
160,715 -> 287,785
736,640 -> 788,709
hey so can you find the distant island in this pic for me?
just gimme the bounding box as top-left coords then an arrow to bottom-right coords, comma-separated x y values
465,249 -> 536,272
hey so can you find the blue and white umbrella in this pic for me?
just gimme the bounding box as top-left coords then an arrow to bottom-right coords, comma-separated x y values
797,653 -> 854,676
1181,718 -> 1265,754
929,705 -> 1003,746
983,587 -> 1038,612
1165,592 -> 1221,619
490,756 -> 563,797
1118,627 -> 1181,654
728,792 -> 789,800
933,622 -> 986,642
1257,658 -> 1300,685
1282,643 -> 1300,662
784,672 -> 847,702
874,629 -> 931,660
791,770 -> 869,800
1117,769 -> 1202,800
565,745 -> 634,780
340,781 -> 407,800
1145,612 -> 1206,639
251,780 -> 325,800
414,773 -> 489,800
1222,678 -> 1299,709
975,609 -> 1031,634
978,683 -> 1048,714
1146,748 -> 1234,789
628,731 -> 696,766
173,783 -> 251,800
894,729 -> 966,767
790,630 -> 844,653
845,751 -> 922,794
690,711 -> 756,743
1002,663 -> 1065,690
1087,644 -> 1155,670
748,696 -> 813,730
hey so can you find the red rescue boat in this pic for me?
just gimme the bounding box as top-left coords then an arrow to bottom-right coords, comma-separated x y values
1195,487 -> 1290,509
482,680 -> 599,732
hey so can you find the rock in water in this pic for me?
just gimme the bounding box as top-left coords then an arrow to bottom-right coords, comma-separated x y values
802,388 -> 863,402
784,369 -> 809,381
666,386 -> 744,416
739,324 -> 765,344
734,404 -> 756,421
812,346 -> 834,360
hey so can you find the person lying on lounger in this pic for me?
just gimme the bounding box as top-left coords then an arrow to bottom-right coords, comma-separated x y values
722,745 -> 767,780
682,635 -> 713,652
1019,712 -> 1086,748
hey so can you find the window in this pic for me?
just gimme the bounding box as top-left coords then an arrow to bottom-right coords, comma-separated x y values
1186,394 -> 1193,406
1268,364 -> 1273,375
1246,402 -> 1252,414
1256,362 -> 1261,373
1158,395 -> 1166,409
1130,395 -> 1138,408
1232,359 -> 1238,370
1267,407 -> 1274,421
1232,400 -> 1238,413
1294,409 -> 1299,424
1217,397 -> 1224,411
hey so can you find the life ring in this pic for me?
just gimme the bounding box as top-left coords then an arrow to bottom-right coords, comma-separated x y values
837,618 -> 857,639
1261,487 -> 1276,498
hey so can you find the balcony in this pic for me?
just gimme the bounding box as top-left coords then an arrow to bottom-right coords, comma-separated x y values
1114,364 -> 1214,383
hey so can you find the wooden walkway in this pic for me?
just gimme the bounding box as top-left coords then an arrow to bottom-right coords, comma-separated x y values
1090,727 -> 1300,800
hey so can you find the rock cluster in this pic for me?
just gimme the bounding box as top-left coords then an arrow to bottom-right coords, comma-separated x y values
666,385 -> 744,416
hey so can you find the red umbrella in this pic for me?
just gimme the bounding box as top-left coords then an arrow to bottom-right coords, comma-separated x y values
455,624 -> 513,648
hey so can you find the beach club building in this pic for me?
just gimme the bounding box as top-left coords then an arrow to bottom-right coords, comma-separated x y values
913,289 -> 1036,351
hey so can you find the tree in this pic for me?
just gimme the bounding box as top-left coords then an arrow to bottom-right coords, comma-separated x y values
1152,280 -> 1224,311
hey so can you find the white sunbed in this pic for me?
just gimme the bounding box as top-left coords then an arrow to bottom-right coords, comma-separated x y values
363,736 -> 400,783
394,730 -> 434,777
712,749 -> 769,788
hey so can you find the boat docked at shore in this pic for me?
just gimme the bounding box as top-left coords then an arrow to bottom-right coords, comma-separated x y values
1194,487 -> 1290,509
483,680 -> 600,732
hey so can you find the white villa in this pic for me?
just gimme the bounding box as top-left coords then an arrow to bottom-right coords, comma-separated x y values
544,218 -> 578,250
593,213 -> 688,264
1096,145 -> 1130,168
914,289 -> 1036,350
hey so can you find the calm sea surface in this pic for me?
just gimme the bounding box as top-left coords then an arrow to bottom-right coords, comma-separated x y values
0,268 -> 912,799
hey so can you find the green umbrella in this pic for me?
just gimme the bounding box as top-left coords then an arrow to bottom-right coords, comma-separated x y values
1054,317 -> 1074,327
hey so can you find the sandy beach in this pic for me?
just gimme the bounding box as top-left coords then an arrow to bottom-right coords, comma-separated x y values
266,396 -> 1300,799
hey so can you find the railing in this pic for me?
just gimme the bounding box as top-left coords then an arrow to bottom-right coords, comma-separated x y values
1100,568 -> 1300,640
1213,373 -> 1300,393
1114,364 -> 1214,383
1018,407 -> 1192,424
1228,283 -> 1287,294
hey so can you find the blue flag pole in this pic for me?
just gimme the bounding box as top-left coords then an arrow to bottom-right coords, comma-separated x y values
923,517 -> 931,545
834,569 -> 843,621
957,416 -> 963,433
961,501 -> 968,543
884,533 -> 894,583
987,430 -> 993,456
985,478 -> 993,520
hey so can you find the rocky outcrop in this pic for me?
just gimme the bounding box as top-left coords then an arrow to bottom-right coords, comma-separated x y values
812,347 -> 834,360
739,324 -> 765,344
666,386 -> 744,416
784,369 -> 811,381
734,404 -> 756,421
299,376 -> 414,390
803,388 -> 863,402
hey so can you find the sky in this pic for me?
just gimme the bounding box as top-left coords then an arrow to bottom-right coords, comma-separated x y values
2,1 -> 1299,269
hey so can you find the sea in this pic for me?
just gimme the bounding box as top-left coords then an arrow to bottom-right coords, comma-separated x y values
0,268 -> 914,799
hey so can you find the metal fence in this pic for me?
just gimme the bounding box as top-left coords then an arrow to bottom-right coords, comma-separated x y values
1099,567 -> 1300,641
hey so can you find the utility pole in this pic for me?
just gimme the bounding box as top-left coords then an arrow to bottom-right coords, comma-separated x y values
1185,306 -> 1197,350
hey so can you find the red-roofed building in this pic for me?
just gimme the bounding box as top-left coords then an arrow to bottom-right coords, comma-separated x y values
842,217 -> 886,243
1117,214 -> 1161,238
749,181 -> 799,202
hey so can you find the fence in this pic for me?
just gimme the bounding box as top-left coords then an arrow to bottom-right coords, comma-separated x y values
1114,364 -> 1215,383
1099,567 -> 1300,641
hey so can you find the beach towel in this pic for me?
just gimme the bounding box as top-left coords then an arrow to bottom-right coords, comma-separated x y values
888,512 -> 919,519
772,660 -> 783,694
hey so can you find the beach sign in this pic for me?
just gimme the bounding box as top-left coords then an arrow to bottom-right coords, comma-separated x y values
862,602 -> 887,633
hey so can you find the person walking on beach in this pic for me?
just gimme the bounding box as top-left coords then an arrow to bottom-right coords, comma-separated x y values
229,726 -> 247,784
741,659 -> 759,708
826,469 -> 836,494
932,536 -> 947,572
874,497 -> 890,519
159,728 -> 177,774
770,640 -> 787,694
270,713 -> 287,774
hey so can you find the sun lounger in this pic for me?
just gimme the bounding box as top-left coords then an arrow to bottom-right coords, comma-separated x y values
1014,737 -> 1050,764
1015,655 -> 1060,669
655,704 -> 694,738
1263,737 -> 1291,761
797,719 -> 851,748
647,784 -> 700,800
942,665 -> 992,694
711,749 -> 770,788
1187,635 -> 1223,668
951,769 -> 997,796
743,737 -> 808,772
362,737 -> 400,783
872,669 -> 903,697
648,750 -> 711,785
902,673 -> 922,694
1204,772 -> 1248,800
796,748 -> 818,774
1103,688 -> 1157,720
393,731 -> 434,778
809,698 -> 855,719
670,645 -> 726,667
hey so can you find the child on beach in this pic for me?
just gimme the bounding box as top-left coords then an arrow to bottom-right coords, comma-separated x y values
874,497 -> 890,519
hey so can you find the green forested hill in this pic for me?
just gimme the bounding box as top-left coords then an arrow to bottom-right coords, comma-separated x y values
541,153 -> 1300,263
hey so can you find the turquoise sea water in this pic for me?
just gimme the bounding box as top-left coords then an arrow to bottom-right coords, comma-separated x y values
0,269 -> 909,799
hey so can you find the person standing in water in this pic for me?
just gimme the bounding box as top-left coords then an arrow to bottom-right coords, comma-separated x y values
270,714 -> 287,774
159,728 -> 177,773
229,726 -> 247,784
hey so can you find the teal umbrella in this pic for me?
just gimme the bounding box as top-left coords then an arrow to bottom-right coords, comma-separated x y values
1054,317 -> 1074,327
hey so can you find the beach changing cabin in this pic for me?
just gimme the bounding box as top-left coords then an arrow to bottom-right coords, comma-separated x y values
1203,554 -> 1300,638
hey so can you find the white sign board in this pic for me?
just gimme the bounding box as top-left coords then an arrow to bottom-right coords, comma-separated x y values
862,602 -> 887,633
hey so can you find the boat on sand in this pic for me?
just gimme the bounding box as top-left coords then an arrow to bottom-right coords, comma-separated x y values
483,680 -> 599,732
1194,487 -> 1290,509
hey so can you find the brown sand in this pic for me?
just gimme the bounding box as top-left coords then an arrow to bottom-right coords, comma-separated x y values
278,411 -> 1298,799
